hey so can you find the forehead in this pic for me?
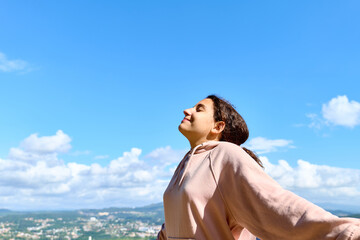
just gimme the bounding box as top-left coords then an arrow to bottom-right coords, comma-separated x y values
195,98 -> 214,110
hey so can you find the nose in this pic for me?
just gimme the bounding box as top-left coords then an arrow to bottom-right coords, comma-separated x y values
183,107 -> 193,116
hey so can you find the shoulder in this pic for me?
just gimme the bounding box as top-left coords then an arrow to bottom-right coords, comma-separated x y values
208,141 -> 262,183
212,141 -> 246,157
209,141 -> 251,167
209,142 -> 267,186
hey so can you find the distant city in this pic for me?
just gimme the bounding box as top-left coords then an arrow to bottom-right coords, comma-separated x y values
0,204 -> 359,240
0,203 -> 164,240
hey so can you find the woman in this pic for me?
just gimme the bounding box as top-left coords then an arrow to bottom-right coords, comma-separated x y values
157,95 -> 360,240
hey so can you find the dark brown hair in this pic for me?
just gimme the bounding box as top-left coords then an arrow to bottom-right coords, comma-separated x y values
207,95 -> 263,168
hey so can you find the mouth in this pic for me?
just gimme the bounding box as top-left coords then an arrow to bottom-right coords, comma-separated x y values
181,118 -> 190,123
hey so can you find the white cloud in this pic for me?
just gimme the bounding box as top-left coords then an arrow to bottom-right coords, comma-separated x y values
0,52 -> 29,72
244,137 -> 294,154
20,130 -> 71,154
307,95 -> 360,129
322,95 -> 360,128
1,131 -> 359,211
262,156 -> 360,206
8,147 -> 58,165
145,146 -> 187,165
7,130 -> 71,166
0,131 -> 182,210
145,146 -> 187,179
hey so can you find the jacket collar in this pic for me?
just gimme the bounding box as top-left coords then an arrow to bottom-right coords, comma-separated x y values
191,140 -> 220,155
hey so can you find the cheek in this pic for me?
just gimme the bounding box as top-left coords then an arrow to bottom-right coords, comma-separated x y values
196,117 -> 215,131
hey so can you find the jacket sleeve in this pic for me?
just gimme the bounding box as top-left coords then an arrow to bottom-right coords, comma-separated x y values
157,223 -> 167,240
212,144 -> 360,240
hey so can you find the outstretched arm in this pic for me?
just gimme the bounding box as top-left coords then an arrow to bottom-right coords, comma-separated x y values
211,144 -> 360,240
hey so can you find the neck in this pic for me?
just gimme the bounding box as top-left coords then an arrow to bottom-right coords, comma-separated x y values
190,140 -> 206,149
189,137 -> 219,149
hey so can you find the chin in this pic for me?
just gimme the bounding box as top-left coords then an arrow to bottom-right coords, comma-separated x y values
178,124 -> 188,136
178,124 -> 185,133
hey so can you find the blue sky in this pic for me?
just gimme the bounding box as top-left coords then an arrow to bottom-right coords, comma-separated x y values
1,1 -> 360,211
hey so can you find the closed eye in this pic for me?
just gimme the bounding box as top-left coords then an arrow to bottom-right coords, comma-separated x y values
195,104 -> 206,112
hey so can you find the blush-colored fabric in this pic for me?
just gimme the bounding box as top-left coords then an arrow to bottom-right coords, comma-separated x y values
157,141 -> 360,240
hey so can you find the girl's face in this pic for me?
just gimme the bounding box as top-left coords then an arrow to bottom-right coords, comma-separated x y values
178,98 -> 218,147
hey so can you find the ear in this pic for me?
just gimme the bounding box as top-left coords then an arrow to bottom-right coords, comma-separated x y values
211,121 -> 225,135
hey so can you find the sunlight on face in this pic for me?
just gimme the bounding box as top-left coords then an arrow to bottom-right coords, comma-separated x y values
178,98 -> 217,148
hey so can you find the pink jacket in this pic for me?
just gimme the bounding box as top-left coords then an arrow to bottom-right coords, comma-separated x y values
157,141 -> 360,240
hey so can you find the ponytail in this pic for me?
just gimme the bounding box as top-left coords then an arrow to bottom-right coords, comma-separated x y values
242,147 -> 264,168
